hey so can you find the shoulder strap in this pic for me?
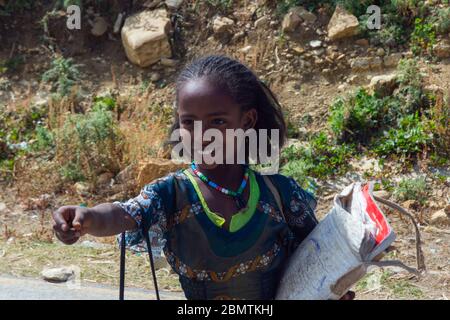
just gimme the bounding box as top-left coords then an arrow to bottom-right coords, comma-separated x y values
262,175 -> 286,222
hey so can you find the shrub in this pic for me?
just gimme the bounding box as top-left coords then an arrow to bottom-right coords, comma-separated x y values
281,132 -> 354,181
393,177 -> 428,205
329,88 -> 385,144
410,18 -> 436,56
374,113 -> 431,157
56,107 -> 123,183
42,57 -> 82,97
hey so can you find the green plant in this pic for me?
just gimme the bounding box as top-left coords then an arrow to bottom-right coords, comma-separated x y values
56,107 -> 123,183
0,56 -> 25,74
33,126 -> 55,152
429,7 -> 450,35
329,88 -> 385,144
281,132 -> 354,181
393,176 -> 428,205
410,18 -> 436,56
0,0 -> 34,15
42,57 -> 82,96
375,113 -> 431,157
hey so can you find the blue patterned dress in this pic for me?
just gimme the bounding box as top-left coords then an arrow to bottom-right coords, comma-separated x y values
114,168 -> 318,300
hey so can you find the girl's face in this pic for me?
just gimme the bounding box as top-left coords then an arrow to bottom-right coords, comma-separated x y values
177,78 -> 257,170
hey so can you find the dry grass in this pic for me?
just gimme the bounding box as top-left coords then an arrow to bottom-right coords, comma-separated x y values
0,238 -> 182,292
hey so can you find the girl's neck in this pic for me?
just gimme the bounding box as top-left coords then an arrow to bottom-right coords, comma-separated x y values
196,164 -> 246,190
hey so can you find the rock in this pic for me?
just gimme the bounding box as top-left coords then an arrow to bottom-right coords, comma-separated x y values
383,53 -> 403,68
433,39 -> 450,58
150,72 -> 161,82
376,47 -> 385,57
116,164 -> 136,184
309,40 -> 322,48
291,6 -> 317,24
355,38 -> 369,46
327,5 -> 359,41
402,200 -> 420,211
136,158 -> 186,189
74,182 -> 90,196
165,0 -> 183,10
212,16 -> 234,34
231,31 -> 245,43
97,172 -> 114,186
369,73 -> 398,97
350,56 -> 383,72
373,190 -> 391,200
238,45 -> 252,54
350,57 -> 371,71
281,11 -> 302,33
160,57 -> 178,67
41,267 -> 76,283
254,15 -> 269,28
121,9 -> 172,68
292,46 -> 305,55
430,209 -> 449,226
91,17 -> 108,37
0,202 -> 7,212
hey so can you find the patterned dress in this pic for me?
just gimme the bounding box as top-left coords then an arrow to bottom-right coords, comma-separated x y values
114,168 -> 318,300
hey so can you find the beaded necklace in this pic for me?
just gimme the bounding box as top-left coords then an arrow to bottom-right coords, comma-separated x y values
190,163 -> 249,209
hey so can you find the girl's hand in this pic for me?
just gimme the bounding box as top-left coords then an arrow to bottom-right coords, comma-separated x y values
340,291 -> 356,300
52,205 -> 92,245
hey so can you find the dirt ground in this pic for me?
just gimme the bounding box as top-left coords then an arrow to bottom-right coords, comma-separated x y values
1,2 -> 449,300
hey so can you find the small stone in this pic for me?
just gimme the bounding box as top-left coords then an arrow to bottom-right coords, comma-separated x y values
402,200 -> 420,211
212,16 -> 234,34
291,6 -> 317,24
292,46 -> 305,55
160,58 -> 178,67
376,47 -> 385,56
239,45 -> 252,54
255,15 -> 270,29
383,53 -> 403,68
41,267 -> 76,283
74,182 -> 90,196
309,40 -> 322,48
97,172 -> 114,186
433,39 -> 450,58
282,11 -> 302,33
355,38 -> 369,46
373,190 -> 391,200
430,209 -> 449,226
165,0 -> 183,10
150,72 -> 161,82
369,73 -> 398,97
0,202 -> 6,212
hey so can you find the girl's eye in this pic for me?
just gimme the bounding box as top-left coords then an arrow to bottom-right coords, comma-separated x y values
181,119 -> 194,126
211,118 -> 226,126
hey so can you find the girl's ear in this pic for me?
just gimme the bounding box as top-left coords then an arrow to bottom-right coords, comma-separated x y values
242,108 -> 258,130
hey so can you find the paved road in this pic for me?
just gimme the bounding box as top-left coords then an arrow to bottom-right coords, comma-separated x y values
0,274 -> 185,300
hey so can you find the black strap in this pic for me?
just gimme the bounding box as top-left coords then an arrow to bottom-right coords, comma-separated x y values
119,232 -> 126,300
119,204 -> 160,300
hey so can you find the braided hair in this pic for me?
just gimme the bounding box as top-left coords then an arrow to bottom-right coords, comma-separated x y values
170,55 -> 287,159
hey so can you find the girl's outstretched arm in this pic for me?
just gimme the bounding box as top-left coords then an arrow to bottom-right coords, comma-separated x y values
52,204 -> 137,244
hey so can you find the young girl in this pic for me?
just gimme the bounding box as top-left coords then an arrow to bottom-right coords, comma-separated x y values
52,55 -> 354,300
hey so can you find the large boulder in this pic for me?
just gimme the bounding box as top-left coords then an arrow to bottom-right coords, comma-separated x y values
327,5 -> 359,41
369,73 -> 398,97
136,158 -> 186,189
121,9 -> 172,67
